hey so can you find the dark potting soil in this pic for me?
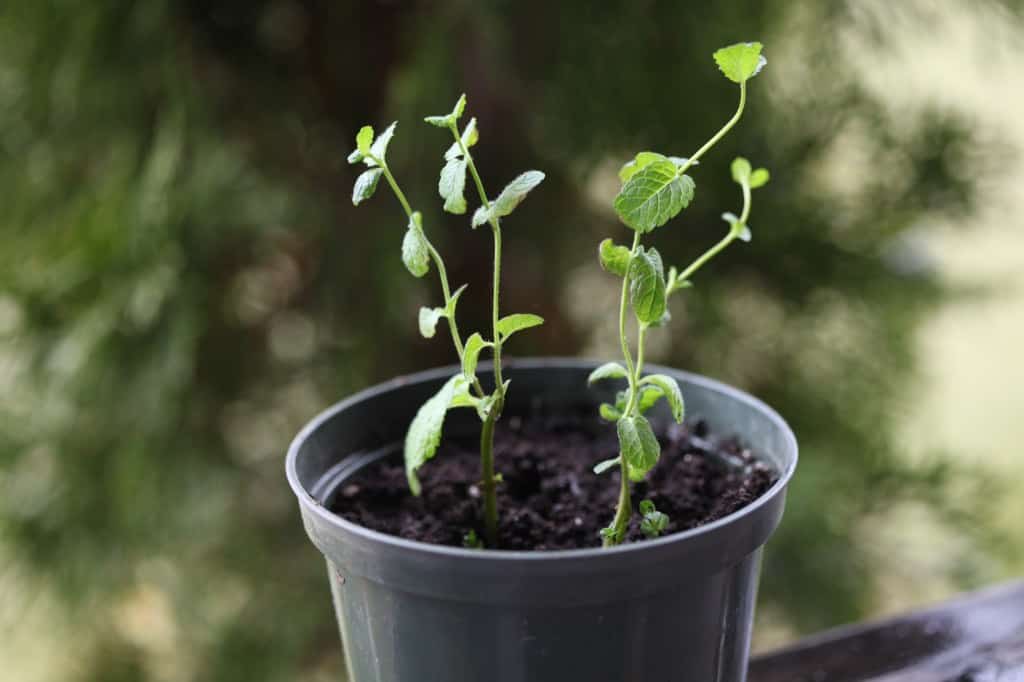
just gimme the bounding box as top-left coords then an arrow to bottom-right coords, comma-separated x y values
330,412 -> 776,551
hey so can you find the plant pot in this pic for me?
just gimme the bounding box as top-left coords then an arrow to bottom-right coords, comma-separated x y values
286,358 -> 798,682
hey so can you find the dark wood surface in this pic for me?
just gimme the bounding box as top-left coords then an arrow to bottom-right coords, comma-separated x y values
750,580 -> 1024,682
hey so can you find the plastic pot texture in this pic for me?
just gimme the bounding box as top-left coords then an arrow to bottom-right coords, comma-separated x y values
286,358 -> 797,682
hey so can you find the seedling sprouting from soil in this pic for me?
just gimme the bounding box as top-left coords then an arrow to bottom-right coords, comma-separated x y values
349,95 -> 545,546
590,42 -> 771,546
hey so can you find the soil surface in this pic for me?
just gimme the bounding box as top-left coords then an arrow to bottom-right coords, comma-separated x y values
330,411 -> 776,550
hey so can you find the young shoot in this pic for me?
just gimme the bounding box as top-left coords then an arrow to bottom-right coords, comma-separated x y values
348,95 -> 546,547
590,42 -> 772,547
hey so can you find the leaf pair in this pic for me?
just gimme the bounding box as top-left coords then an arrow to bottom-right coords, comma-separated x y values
438,118 -> 478,215
349,123 -> 397,206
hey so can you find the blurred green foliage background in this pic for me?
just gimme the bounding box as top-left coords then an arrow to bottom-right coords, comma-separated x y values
2,1 -> 1022,680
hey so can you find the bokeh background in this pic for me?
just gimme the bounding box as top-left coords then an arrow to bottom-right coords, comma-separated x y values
2,1 -> 1023,679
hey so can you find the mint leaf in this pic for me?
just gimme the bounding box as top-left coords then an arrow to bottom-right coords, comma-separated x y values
491,170 -> 546,218
599,238 -> 632,276
628,246 -> 667,325
636,384 -> 664,414
599,403 -> 622,421
462,332 -> 491,382
640,374 -> 685,423
424,93 -> 467,128
444,117 -> 479,161
356,125 -> 374,154
401,212 -> 431,277
470,171 -> 545,227
613,159 -> 695,233
404,374 -> 464,495
640,500 -> 669,538
731,157 -> 752,185
619,151 -> 668,183
445,283 -> 468,317
593,456 -> 621,475
370,122 -> 396,161
419,306 -> 445,338
587,362 -> 628,384
352,168 -> 383,206
471,205 -> 490,229
496,313 -> 544,340
439,157 -> 468,214
721,212 -> 751,242
347,149 -> 363,165
617,415 -> 660,481
713,42 -> 766,83
750,167 -> 770,189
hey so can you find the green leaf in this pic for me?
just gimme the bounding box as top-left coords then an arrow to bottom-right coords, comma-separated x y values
490,170 -> 546,219
750,168 -> 770,189
640,500 -> 669,538
347,149 -> 363,165
424,93 -> 467,128
369,121 -> 396,161
613,159 -> 695,233
444,117 -> 479,161
593,457 -> 621,475
352,168 -> 383,206
462,332 -> 491,382
439,158 -> 468,214
599,238 -> 632,276
628,246 -> 667,325
640,374 -> 685,423
587,362 -> 628,384
713,42 -> 766,83
619,151 -> 667,183
617,415 -> 660,481
401,212 -> 431,277
419,306 -> 444,338
471,205 -> 489,229
404,374 -> 464,495
731,157 -> 752,185
636,384 -> 663,414
599,403 -> 622,422
496,313 -> 544,340
721,212 -> 751,242
445,284 -> 468,317
356,125 -> 374,154
462,530 -> 483,549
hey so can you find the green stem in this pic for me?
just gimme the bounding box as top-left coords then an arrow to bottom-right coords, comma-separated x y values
675,81 -> 747,177
604,461 -> 632,548
376,159 -> 485,396
676,180 -> 751,287
479,409 -> 499,546
448,124 -> 505,546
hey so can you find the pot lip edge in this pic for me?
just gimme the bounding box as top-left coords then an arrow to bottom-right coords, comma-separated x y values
285,356 -> 798,562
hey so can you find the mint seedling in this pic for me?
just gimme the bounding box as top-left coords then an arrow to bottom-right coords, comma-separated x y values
348,95 -> 545,547
639,500 -> 669,539
591,42 -> 771,546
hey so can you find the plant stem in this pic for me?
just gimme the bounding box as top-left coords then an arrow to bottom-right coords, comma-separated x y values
602,82 -> 751,548
449,124 -> 505,546
675,81 -> 747,177
604,232 -> 644,547
676,177 -> 751,287
375,158 -> 485,396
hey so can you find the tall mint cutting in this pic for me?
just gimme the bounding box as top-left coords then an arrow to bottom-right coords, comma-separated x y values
589,42 -> 772,546
348,95 -> 545,547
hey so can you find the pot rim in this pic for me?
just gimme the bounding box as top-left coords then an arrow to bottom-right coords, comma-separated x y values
285,356 -> 797,562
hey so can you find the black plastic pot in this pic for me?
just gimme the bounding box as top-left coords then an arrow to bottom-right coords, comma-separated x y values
286,358 -> 797,682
